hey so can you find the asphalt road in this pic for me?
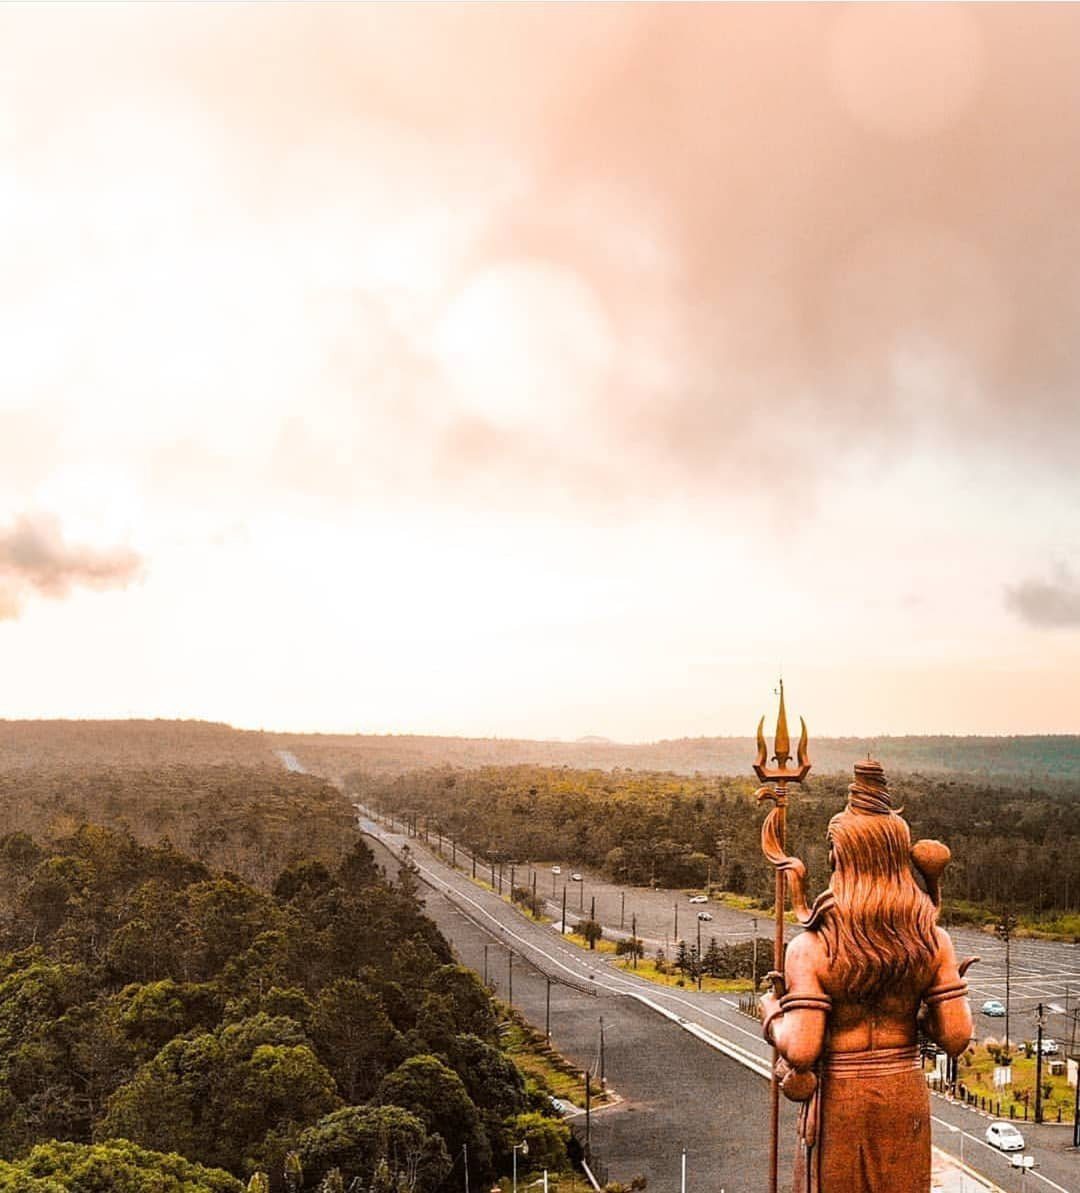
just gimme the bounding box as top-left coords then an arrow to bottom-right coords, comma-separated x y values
514,859 -> 1080,1052
362,812 -> 1079,1193
371,835 -> 792,1193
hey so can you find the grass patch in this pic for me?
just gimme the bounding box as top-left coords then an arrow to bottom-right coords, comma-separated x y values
616,957 -> 754,993
500,1006 -> 612,1106
956,1044 -> 1076,1119
942,901 -> 1080,942
563,932 -> 618,954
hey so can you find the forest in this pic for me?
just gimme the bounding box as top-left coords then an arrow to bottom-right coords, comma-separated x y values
2,719 -> 1077,783
0,756 -> 574,1192
351,765 -> 1080,932
0,765 -> 353,889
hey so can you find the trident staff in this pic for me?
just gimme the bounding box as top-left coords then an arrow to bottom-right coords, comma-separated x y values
753,679 -> 811,1193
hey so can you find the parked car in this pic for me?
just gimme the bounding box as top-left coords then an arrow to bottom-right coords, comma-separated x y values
981,999 -> 1006,1017
689,895 -> 709,904
697,911 -> 713,921
571,873 -> 583,882
1036,1038 -> 1059,1055
985,1122 -> 1024,1152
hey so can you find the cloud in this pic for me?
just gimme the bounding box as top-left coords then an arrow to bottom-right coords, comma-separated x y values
4,6 -> 1080,522
0,513 -> 142,620
1004,565 -> 1080,629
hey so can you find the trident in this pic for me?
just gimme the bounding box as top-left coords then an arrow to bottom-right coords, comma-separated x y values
754,678 -> 811,1193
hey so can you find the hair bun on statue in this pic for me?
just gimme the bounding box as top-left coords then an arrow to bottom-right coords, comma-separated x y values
847,759 -> 894,815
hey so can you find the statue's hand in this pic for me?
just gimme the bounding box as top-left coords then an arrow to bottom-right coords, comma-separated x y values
775,1057 -> 817,1103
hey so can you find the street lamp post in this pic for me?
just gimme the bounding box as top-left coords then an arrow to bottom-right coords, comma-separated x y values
1034,1003 -> 1045,1124
996,912 -> 1017,1048
752,916 -> 759,992
512,1140 -> 529,1193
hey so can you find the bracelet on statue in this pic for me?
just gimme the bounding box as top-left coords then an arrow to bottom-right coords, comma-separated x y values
924,980 -> 967,1007
779,994 -> 833,1014
762,1005 -> 784,1045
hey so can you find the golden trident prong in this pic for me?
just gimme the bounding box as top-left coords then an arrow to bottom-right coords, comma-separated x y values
754,678 -> 811,787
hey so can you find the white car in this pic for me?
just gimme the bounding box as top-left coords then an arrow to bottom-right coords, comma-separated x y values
985,1122 -> 1025,1152
689,895 -> 708,904
696,911 -> 713,921
1036,1038 -> 1059,1055
570,873 -> 583,882
551,866 -> 562,874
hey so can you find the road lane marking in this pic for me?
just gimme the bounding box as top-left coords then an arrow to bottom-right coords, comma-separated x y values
362,817 -> 1038,1193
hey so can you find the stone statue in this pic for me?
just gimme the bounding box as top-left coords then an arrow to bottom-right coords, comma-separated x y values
758,760 -> 974,1192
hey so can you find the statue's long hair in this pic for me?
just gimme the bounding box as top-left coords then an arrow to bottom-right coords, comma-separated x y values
816,768 -> 939,1003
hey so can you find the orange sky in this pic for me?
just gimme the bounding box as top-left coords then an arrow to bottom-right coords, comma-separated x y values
0,5 -> 1078,738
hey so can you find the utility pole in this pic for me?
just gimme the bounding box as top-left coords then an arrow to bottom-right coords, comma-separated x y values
508,949 -> 514,1008
752,916 -> 759,992
471,850 -> 476,880
499,863 -> 504,895
561,886 -> 567,935
483,944 -> 489,987
452,837 -> 457,867
620,891 -> 625,930
1035,1003 -> 1045,1124
463,1144 -> 469,1193
579,879 -> 584,912
545,977 -> 551,1041
599,1016 -> 605,1087
996,911 -> 1017,1048
632,913 -> 638,969
584,1070 -> 591,1157
532,870 -> 537,906
590,895 -> 596,925
490,858 -> 496,888
510,864 -> 516,897
696,916 -> 702,991
1073,1055 -> 1080,1149
674,902 -> 679,941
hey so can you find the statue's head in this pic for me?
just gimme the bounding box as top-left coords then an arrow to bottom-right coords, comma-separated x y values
819,760 -> 939,1001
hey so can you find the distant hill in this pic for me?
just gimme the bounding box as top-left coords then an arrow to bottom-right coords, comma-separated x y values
0,720 -> 1077,783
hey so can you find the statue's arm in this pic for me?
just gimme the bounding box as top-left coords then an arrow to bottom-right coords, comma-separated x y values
760,932 -> 830,1071
923,927 -> 973,1058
